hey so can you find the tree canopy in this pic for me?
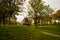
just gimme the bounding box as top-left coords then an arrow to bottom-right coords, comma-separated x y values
29,0 -> 54,27
0,0 -> 19,25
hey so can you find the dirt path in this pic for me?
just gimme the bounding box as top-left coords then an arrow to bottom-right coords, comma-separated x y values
42,32 -> 60,38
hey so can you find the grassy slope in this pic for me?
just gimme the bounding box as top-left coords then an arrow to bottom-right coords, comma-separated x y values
37,25 -> 60,40
0,25 -> 60,40
38,25 -> 60,35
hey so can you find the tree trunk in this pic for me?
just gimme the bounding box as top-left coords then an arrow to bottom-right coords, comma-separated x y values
34,19 -> 38,28
2,17 -> 5,25
0,17 -> 2,25
9,17 -> 11,24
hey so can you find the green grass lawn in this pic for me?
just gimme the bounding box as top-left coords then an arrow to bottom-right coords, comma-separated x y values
38,25 -> 60,35
0,25 -> 60,40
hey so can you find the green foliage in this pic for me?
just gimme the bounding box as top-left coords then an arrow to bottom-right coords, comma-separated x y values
29,0 -> 54,27
0,0 -> 19,25
29,0 -> 44,27
30,0 -> 43,12
52,9 -> 60,20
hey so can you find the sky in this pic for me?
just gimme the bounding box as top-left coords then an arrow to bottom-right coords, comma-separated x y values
16,0 -> 29,22
16,0 -> 60,22
43,0 -> 60,10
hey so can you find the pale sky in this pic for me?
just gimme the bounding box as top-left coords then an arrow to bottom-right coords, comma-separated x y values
16,0 -> 60,22
43,0 -> 60,10
16,0 -> 29,22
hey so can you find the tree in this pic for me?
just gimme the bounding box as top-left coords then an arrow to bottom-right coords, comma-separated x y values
0,0 -> 20,25
29,0 -> 45,28
41,5 -> 54,24
51,9 -> 60,24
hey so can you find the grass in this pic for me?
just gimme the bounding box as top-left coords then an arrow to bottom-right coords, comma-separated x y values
0,25 -> 60,40
37,25 -> 60,40
37,25 -> 60,35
